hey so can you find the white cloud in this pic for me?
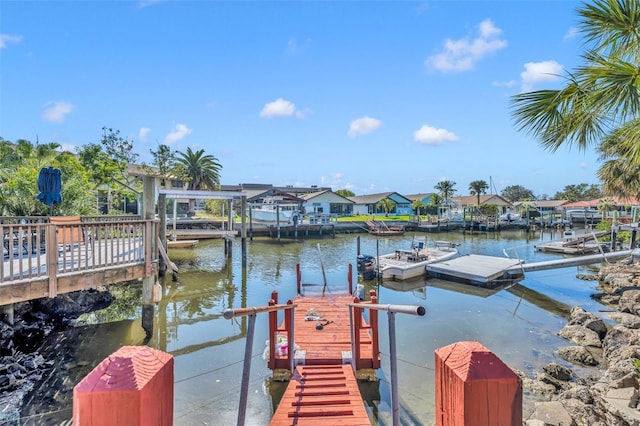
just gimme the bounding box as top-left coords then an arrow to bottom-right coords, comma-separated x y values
413,125 -> 459,145
425,18 -> 507,72
42,101 -> 74,123
492,80 -> 516,88
164,123 -> 192,144
139,127 -> 151,142
564,27 -> 579,41
260,98 -> 303,118
0,34 -> 23,49
287,37 -> 312,56
520,60 -> 563,91
347,116 -> 382,138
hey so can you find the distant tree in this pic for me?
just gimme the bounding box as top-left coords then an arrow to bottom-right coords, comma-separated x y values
553,183 -> 603,201
412,199 -> 425,215
149,143 -> 175,178
434,180 -> 456,205
335,189 -> 355,198
376,198 -> 395,216
173,147 -> 222,190
501,185 -> 535,202
469,180 -> 489,205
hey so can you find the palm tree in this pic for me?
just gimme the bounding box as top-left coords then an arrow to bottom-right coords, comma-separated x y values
376,198 -> 395,216
510,0 -> 640,199
174,147 -> 222,190
434,180 -> 456,206
469,180 -> 489,205
412,199 -> 425,215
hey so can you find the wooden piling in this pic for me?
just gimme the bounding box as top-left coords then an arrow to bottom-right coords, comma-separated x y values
435,341 -> 522,426
73,345 -> 174,426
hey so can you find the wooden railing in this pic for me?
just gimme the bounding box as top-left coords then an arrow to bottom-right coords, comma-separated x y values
1,217 -> 157,304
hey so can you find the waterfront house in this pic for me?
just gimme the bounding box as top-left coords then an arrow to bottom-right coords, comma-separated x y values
348,192 -> 413,216
450,194 -> 513,210
299,189 -> 354,216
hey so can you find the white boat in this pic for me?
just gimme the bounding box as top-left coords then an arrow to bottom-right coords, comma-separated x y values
250,198 -> 300,224
499,211 -> 522,222
372,238 -> 459,281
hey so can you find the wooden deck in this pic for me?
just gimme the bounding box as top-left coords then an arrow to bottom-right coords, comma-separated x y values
271,364 -> 370,426
287,294 -> 374,366
269,291 -> 378,425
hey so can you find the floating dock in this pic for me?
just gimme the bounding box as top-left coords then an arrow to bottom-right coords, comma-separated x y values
426,255 -> 525,286
426,250 -> 634,286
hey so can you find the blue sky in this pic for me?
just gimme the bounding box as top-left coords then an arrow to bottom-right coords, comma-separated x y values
1,1 -> 600,198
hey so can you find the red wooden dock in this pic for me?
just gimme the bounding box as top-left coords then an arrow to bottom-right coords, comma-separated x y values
269,292 -> 378,425
271,364 -> 370,426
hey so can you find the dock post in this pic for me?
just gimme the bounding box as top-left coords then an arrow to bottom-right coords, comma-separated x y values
268,296 -> 277,370
142,176 -> 156,337
348,264 -> 353,295
296,264 -> 302,295
369,290 -> 380,368
241,195 -> 247,266
73,346 -> 173,426
435,341 -> 522,426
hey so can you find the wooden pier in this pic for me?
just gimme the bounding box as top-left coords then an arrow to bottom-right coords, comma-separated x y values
267,273 -> 380,425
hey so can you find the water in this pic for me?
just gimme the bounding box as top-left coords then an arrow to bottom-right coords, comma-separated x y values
21,229 -> 608,425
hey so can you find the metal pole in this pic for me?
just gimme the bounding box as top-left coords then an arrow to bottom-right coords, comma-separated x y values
237,311 -> 256,426
388,311 -> 399,426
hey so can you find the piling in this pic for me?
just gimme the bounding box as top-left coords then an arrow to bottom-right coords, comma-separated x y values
73,346 -> 174,426
435,341 -> 522,426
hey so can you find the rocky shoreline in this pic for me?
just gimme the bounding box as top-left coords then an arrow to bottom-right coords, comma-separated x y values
0,289 -> 113,424
522,257 -> 640,425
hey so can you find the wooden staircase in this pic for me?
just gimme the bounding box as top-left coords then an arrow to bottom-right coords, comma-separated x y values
270,364 -> 370,425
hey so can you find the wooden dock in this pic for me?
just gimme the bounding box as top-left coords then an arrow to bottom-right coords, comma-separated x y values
271,364 -> 370,426
268,291 -> 378,425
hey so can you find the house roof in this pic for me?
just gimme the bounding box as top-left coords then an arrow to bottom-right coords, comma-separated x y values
405,193 -> 435,202
513,200 -> 570,209
299,189 -> 354,203
450,194 -> 512,206
348,192 -> 411,205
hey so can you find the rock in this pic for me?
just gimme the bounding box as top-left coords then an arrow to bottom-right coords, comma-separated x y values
543,362 -> 574,381
556,346 -> 599,366
607,311 -> 640,329
528,401 -> 574,426
32,289 -> 114,324
602,387 -> 640,425
619,290 -> 640,316
567,306 -> 608,340
558,324 -> 603,347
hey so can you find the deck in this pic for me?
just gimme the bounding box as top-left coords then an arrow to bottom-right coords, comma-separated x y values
271,364 -> 370,426
269,292 -> 378,425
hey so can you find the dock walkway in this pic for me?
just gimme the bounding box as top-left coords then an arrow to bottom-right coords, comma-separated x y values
269,292 -> 375,425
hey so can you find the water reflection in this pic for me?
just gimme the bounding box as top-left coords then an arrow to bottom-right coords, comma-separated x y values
23,230 -> 607,425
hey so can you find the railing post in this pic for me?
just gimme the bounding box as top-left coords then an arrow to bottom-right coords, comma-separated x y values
268,297 -> 277,370
46,224 -> 58,298
370,290 -> 380,369
238,309 -> 257,426
286,299 -> 295,373
388,310 -> 399,426
352,297 -> 362,369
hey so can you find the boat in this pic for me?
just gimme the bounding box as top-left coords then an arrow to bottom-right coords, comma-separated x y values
366,238 -> 459,281
499,211 -> 522,222
366,220 -> 405,236
251,197 -> 300,224
167,239 -> 199,249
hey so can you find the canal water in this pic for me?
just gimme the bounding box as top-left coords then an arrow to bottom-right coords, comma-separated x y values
21,228 -> 608,425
